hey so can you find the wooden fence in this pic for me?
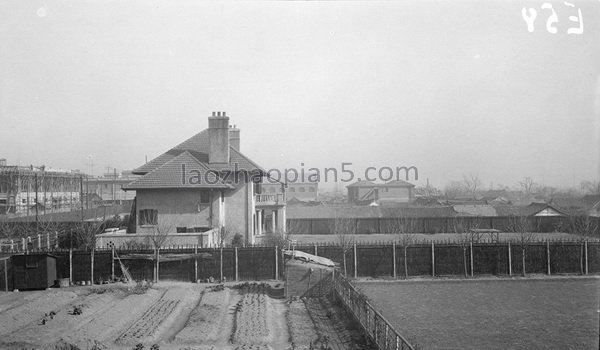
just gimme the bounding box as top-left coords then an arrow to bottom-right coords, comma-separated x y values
332,271 -> 415,350
1,241 -> 599,291
287,216 -> 600,234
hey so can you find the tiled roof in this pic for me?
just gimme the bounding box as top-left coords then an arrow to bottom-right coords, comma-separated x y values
133,129 -> 263,176
493,204 -> 569,217
346,180 -> 414,188
453,204 -> 498,217
347,180 -> 376,188
287,205 -> 457,219
207,147 -> 264,173
123,151 -> 232,190
384,180 -> 415,187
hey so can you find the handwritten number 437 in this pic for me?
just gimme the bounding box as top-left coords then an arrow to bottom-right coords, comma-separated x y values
522,2 -> 584,34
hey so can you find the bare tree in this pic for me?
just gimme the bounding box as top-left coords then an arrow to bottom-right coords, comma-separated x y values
148,221 -> 173,283
566,215 -> 600,240
390,215 -> 416,279
564,215 -> 599,274
73,221 -> 102,251
507,215 -> 534,277
444,180 -> 467,199
580,180 -> 600,195
452,216 -> 482,277
519,177 -> 536,194
462,173 -> 481,197
71,220 -> 103,284
331,212 -> 356,276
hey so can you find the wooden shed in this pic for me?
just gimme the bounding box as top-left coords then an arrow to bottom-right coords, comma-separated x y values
11,253 -> 58,290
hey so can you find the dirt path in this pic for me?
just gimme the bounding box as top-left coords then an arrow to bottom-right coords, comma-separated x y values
0,282 -> 360,350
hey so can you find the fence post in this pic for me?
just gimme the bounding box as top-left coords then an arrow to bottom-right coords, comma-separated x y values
69,249 -> 73,284
508,242 -> 512,277
10,239 -> 13,253
38,234 -> 41,250
220,247 -> 224,282
546,241 -> 551,275
4,259 -> 8,292
584,240 -> 588,275
111,246 -> 115,281
275,246 -> 279,281
194,245 -> 198,282
46,233 -> 50,251
392,242 -> 397,279
234,247 -> 238,281
431,242 -> 435,277
91,249 -> 94,284
22,237 -> 26,252
470,242 -> 474,277
314,244 -> 318,256
55,231 -> 58,249
353,243 -> 357,279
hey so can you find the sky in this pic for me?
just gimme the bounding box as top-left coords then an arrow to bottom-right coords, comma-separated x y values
1,0 -> 599,191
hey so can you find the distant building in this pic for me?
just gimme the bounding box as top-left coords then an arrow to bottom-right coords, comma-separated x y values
83,170 -> 138,204
262,182 -> 318,202
347,180 -> 414,204
0,160 -> 82,216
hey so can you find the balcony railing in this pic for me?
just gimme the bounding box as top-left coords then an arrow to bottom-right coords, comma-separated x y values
255,193 -> 286,205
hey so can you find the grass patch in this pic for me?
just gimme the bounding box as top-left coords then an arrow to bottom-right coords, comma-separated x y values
357,279 -> 599,349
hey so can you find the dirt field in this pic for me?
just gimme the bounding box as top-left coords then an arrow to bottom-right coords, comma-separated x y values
0,280 -> 361,350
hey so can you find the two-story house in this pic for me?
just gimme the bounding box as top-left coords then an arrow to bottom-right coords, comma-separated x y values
122,112 -> 286,245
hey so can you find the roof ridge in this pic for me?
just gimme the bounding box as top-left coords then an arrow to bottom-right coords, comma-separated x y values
125,151 -> 230,189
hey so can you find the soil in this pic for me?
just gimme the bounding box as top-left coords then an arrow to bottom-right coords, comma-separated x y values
0,280 -> 361,350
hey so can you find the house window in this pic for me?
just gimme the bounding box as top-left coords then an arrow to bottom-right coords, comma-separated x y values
289,187 -> 295,192
139,209 -> 158,226
308,187 -> 315,192
200,190 -> 210,204
269,187 -> 276,193
299,187 -> 306,192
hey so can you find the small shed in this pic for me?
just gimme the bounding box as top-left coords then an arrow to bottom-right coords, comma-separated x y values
11,253 -> 58,290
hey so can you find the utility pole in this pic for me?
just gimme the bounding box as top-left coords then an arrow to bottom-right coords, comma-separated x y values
80,175 -> 84,223
113,167 -> 117,203
35,173 -> 38,234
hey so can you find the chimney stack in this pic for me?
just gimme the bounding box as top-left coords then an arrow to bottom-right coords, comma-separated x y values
208,111 -> 230,164
229,124 -> 240,151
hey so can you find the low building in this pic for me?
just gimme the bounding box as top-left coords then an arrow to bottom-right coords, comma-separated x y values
11,253 -> 58,290
347,180 -> 414,204
84,170 -> 138,204
262,182 -> 318,202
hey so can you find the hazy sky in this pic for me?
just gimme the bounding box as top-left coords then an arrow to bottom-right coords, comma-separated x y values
1,0 -> 599,190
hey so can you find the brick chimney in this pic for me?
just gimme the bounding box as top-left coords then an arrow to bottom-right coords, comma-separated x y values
229,125 -> 240,151
208,111 -> 230,164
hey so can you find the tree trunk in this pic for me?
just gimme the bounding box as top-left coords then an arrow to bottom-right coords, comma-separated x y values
154,248 -> 160,283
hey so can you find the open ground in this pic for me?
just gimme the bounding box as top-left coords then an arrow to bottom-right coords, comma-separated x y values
357,277 -> 600,350
0,275 -> 366,350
